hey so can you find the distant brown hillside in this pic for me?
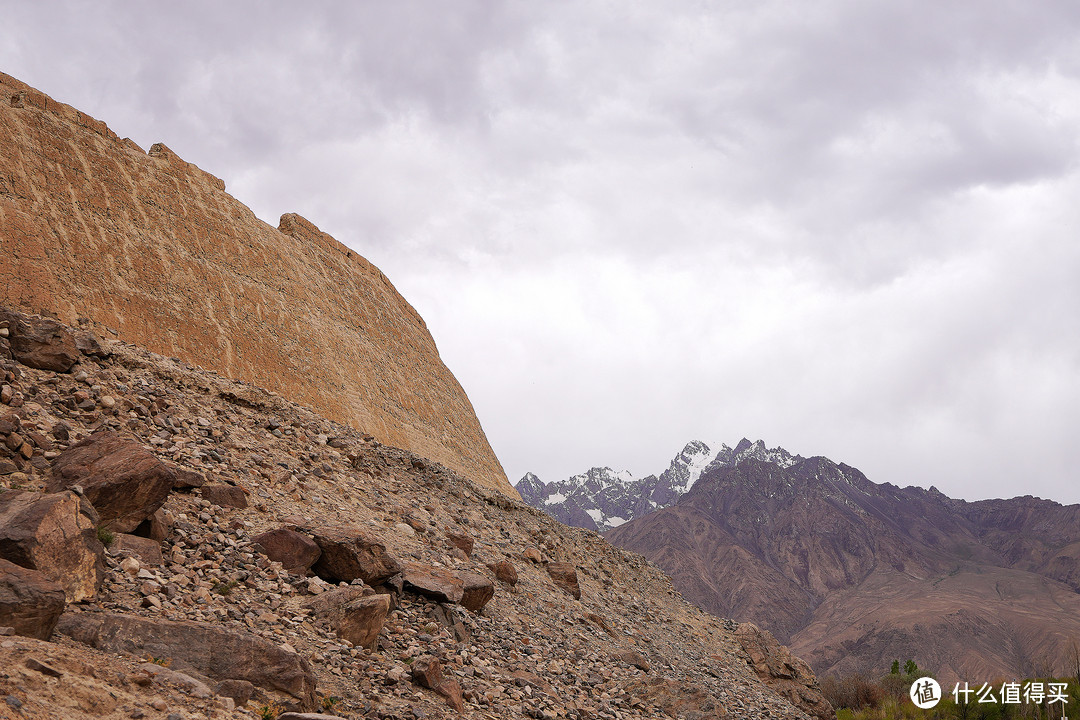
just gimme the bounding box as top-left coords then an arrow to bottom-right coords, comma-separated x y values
608,456 -> 1080,683
0,71 -> 514,498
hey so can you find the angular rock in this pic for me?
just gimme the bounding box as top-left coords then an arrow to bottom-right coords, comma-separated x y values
411,655 -> 464,711
546,562 -> 581,600
0,309 -> 79,373
169,465 -> 206,489
200,483 -> 247,509
305,588 -> 390,650
735,622 -> 834,720
253,527 -> 321,574
431,603 -> 470,643
56,612 -> 318,711
612,648 -> 651,672
307,524 -> 400,585
213,679 -> 254,705
0,558 -> 65,639
445,531 -> 475,557
134,508 -> 174,543
401,563 -> 463,604
458,571 -> 495,614
0,489 -> 103,602
48,431 -> 175,532
110,533 -> 163,566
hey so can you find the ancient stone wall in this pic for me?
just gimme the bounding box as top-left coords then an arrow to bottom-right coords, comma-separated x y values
0,71 -> 514,497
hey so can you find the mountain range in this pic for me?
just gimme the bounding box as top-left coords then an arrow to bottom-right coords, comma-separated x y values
519,441 -> 1080,683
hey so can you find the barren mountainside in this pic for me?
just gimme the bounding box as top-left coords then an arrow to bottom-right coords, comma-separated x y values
605,452 -> 1080,684
0,71 -> 514,499
0,307 -> 832,719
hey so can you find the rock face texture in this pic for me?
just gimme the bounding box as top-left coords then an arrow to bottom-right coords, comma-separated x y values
0,71 -> 513,498
0,489 -> 104,602
0,558 -> 66,639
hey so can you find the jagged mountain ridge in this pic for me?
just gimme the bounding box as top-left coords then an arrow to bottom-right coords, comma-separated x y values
605,451 -> 1080,684
517,438 -> 802,531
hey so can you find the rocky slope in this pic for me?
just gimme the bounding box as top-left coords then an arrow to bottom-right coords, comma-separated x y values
0,70 -> 513,498
0,307 -> 832,719
606,453 -> 1080,684
517,439 -> 801,532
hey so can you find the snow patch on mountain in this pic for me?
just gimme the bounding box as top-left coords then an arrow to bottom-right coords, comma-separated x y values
517,438 -> 804,532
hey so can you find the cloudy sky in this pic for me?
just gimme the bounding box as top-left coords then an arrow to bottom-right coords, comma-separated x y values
4,1 -> 1079,503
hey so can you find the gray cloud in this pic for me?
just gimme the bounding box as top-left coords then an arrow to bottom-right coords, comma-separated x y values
4,0 -> 1079,502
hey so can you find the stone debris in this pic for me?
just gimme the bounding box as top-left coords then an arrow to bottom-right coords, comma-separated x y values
0,306 -> 830,719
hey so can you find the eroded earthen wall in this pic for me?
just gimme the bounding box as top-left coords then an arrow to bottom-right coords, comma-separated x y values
0,71 -> 514,498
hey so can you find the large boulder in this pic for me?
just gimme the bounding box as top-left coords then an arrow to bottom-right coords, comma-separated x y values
458,571 -> 495,614
252,527 -> 322,574
401,563 -> 464,604
200,484 -> 247,509
304,586 -> 390,650
0,489 -> 104,602
546,562 -> 581,600
0,558 -> 66,639
0,309 -> 80,372
56,612 -> 318,711
48,431 -> 175,532
306,524 -> 400,585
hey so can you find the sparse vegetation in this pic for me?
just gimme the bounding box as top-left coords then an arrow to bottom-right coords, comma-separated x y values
822,665 -> 1080,720
212,579 -> 238,595
96,526 -> 115,546
256,701 -> 283,720
320,694 -> 341,712
144,655 -> 171,668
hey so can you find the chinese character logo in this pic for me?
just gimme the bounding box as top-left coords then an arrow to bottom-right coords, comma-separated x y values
911,677 -> 942,709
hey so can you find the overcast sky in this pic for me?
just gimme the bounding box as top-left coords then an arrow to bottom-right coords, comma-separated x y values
4,1 -> 1079,504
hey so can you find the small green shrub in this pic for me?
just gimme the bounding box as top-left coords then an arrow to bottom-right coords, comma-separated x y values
256,701 -> 283,720
97,526 -> 115,546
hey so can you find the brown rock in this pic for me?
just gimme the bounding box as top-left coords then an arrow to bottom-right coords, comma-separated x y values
0,413 -> 18,436
252,527 -> 322,574
491,560 -> 518,586
735,623 -> 833,720
410,655 -> 455,699
457,571 -> 495,614
0,72 -> 517,499
437,678 -> 465,713
213,679 -> 254,705
135,508 -> 174,543
545,562 -> 581,600
612,648 -> 651,672
0,309 -> 79,373
277,715 -> 348,720
304,586 -> 389,650
56,612 -> 318,711
110,533 -> 163,566
48,431 -> 175,532
523,546 -> 543,563
0,558 -> 66,639
445,531 -> 475,557
0,490 -> 103,602
170,465 -> 206,489
200,484 -> 247,509
401,563 -> 464,604
307,524 -> 401,585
